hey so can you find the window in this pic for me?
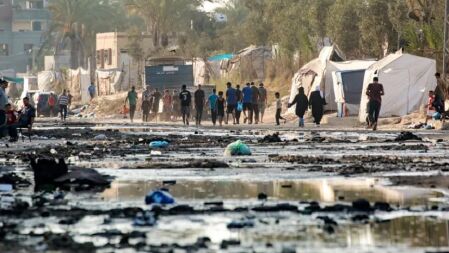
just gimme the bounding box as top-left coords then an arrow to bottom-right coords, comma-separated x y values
24,44 -> 33,54
26,0 -> 44,9
32,21 -> 42,31
0,44 -> 8,56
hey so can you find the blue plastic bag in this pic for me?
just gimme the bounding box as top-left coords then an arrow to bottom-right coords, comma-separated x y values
224,140 -> 252,156
145,190 -> 175,204
237,102 -> 243,112
433,112 -> 442,120
149,141 -> 169,149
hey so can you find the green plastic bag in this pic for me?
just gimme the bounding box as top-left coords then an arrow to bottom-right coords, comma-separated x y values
224,140 -> 252,156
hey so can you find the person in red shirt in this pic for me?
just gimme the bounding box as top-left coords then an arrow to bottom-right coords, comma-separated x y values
48,93 -> 56,117
426,90 -> 436,124
366,77 -> 385,131
5,103 -> 16,125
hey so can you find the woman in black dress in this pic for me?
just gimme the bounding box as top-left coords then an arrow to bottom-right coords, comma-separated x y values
288,87 -> 309,127
309,86 -> 326,126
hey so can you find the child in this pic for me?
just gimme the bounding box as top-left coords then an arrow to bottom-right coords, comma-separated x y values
426,90 -> 436,125
275,92 -> 286,125
216,91 -> 226,127
5,103 -> 17,125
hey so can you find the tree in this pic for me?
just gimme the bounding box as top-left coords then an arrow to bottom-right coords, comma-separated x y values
46,0 -> 127,68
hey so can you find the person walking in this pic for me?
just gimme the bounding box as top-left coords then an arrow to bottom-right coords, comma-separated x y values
235,85 -> 243,124
67,91 -> 73,110
172,90 -> 180,121
242,83 -> 252,124
162,90 -> 172,121
250,82 -> 260,124
48,92 -> 56,117
179,85 -> 192,125
216,91 -> 226,127
207,89 -> 219,126
274,92 -> 286,125
366,77 -> 384,131
88,83 -> 96,101
151,88 -> 162,121
258,83 -> 267,123
225,82 -> 237,124
125,86 -> 138,123
309,86 -> 326,127
141,86 -> 152,122
0,79 -> 9,137
58,90 -> 69,121
194,85 -> 206,126
288,87 -> 309,127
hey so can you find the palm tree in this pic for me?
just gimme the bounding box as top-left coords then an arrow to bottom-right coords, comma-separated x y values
46,0 -> 127,68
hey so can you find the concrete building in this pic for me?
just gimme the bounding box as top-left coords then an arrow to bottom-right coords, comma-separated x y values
95,32 -> 154,95
0,0 -> 50,73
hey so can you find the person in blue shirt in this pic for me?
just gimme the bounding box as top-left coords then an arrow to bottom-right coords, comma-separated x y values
242,83 -> 252,124
225,82 -> 237,124
207,89 -> 219,126
88,83 -> 96,101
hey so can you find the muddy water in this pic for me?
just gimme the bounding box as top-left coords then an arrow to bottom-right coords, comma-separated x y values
101,178 -> 442,207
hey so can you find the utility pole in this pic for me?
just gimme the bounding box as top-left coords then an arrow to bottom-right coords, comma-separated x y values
444,0 -> 449,78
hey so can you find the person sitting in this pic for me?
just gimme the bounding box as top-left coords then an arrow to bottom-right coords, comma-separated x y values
5,103 -> 17,126
8,97 -> 36,142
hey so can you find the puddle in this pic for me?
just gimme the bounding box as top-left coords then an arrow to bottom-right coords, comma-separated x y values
101,178 -> 442,207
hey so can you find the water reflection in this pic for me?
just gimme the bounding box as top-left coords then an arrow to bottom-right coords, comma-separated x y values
101,178 -> 441,206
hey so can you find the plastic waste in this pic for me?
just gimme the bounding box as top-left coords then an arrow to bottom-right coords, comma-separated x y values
224,140 -> 252,156
133,211 -> 156,226
0,184 -> 12,192
149,141 -> 169,149
433,112 -> 442,120
94,134 -> 107,140
150,150 -> 162,156
145,189 -> 175,205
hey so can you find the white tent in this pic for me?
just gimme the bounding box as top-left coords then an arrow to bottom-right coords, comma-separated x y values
359,52 -> 436,122
331,60 -> 376,115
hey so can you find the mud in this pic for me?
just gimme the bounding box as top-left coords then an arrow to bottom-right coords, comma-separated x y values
1,121 -> 449,252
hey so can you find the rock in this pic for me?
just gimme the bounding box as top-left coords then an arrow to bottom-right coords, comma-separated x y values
0,172 -> 30,187
352,199 -> 372,212
352,214 -> 370,222
94,134 -> 107,140
220,240 -> 240,249
317,216 -> 338,226
252,203 -> 298,212
54,168 -> 110,186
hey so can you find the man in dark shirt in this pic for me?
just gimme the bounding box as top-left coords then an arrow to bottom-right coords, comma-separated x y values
152,88 -> 162,120
225,82 -> 237,124
179,85 -> 192,126
250,82 -> 260,124
194,85 -> 206,126
8,97 -> 35,142
366,77 -> 385,131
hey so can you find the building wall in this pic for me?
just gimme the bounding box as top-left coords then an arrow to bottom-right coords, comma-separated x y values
0,0 -> 49,73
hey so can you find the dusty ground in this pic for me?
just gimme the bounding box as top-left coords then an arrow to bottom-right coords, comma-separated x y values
0,116 -> 449,253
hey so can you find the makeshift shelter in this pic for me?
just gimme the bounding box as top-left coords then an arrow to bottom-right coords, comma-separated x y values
192,58 -> 220,85
289,45 -> 345,113
96,69 -> 124,96
331,60 -> 377,115
224,45 -> 272,81
359,52 -> 436,122
38,71 -> 63,92
67,68 -> 91,104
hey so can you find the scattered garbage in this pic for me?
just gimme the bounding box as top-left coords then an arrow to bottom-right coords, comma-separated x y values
394,132 -> 422,142
150,150 -> 162,156
54,168 -> 110,187
94,134 -> 107,141
0,184 -> 12,192
224,140 -> 252,156
30,157 -> 68,186
259,133 -> 282,143
149,141 -> 169,149
227,219 -> 255,229
133,211 -> 156,226
433,112 -> 442,120
145,190 -> 175,205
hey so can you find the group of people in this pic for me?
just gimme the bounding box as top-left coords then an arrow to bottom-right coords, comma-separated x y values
288,86 -> 327,127
47,90 -> 71,121
0,79 -> 36,142
124,82 -> 270,126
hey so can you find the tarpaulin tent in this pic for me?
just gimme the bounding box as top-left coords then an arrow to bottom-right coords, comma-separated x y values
38,71 -> 63,91
67,68 -> 91,104
288,45 -> 345,113
331,60 -> 376,115
359,51 -> 436,122
193,58 -> 220,85
208,54 -> 234,62
224,45 -> 272,81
